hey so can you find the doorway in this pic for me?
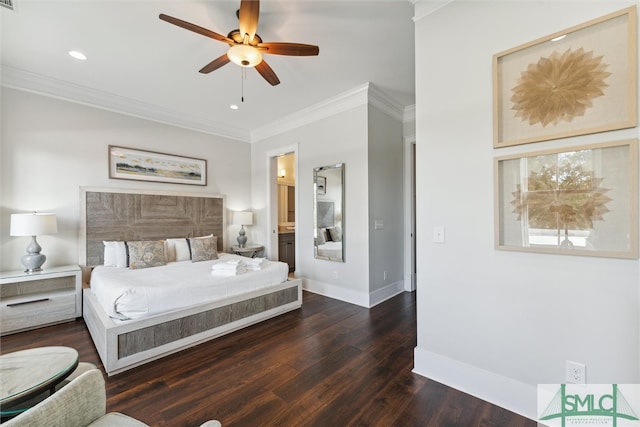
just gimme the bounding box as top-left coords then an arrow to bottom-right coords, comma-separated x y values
404,136 -> 416,291
266,145 -> 298,276
276,153 -> 296,273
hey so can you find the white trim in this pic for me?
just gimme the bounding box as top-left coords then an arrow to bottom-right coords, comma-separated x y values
369,281 -> 405,307
2,67 -> 411,145
304,278 -> 403,309
265,144 -> 299,268
367,84 -> 406,121
412,0 -> 455,22
251,82 -> 407,142
252,83 -> 370,142
413,347 -> 537,421
1,66 -> 250,142
403,135 -> 417,292
303,278 -> 370,308
403,105 -> 416,123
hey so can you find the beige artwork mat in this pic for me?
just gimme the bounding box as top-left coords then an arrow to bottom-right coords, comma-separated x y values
493,7 -> 637,148
494,139 -> 638,259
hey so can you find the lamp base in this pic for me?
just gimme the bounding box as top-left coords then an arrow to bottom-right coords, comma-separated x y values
237,225 -> 247,248
21,236 -> 46,273
21,254 -> 46,273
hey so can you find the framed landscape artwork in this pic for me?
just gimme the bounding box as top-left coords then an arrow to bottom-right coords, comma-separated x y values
108,146 -> 207,186
493,6 -> 637,148
494,139 -> 638,259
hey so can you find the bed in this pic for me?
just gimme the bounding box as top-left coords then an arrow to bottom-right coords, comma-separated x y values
80,187 -> 302,376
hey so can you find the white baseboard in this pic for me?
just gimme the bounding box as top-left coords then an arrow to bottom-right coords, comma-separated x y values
302,279 -> 405,308
302,278 -> 370,307
369,281 -> 404,307
403,273 -> 416,291
413,347 -> 537,421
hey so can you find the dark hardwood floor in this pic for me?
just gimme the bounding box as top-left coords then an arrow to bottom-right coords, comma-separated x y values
1,291 -> 535,426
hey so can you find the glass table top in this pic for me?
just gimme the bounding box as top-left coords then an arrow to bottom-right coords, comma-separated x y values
0,346 -> 79,406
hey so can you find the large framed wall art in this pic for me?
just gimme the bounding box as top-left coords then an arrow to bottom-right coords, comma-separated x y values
493,7 -> 637,148
108,145 -> 207,186
494,139 -> 638,259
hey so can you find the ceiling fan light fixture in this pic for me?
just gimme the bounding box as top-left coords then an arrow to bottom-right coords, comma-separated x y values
227,44 -> 262,67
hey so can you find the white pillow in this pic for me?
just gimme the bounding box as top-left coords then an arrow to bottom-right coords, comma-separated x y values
103,241 -> 116,266
166,238 -> 191,262
103,241 -> 128,267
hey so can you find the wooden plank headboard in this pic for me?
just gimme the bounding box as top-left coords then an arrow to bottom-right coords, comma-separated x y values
80,187 -> 226,267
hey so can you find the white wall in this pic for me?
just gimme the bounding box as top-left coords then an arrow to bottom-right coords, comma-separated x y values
251,105 -> 374,306
1,88 -> 251,272
413,0 -> 639,420
368,105 -> 405,302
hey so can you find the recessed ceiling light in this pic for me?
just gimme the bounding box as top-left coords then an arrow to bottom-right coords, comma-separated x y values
68,50 -> 87,60
551,35 -> 567,42
230,104 -> 239,110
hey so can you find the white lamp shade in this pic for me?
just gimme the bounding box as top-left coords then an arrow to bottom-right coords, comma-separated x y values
10,213 -> 58,236
233,211 -> 253,226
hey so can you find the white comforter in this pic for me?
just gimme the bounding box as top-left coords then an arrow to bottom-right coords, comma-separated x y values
90,253 -> 289,320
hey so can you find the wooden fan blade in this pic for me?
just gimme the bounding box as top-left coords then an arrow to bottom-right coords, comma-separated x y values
255,60 -> 280,86
199,54 -> 231,74
159,14 -> 233,44
258,42 -> 319,56
238,0 -> 260,43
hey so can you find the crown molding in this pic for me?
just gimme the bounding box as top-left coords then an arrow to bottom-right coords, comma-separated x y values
413,0 -> 455,21
251,83 -> 370,142
403,104 -> 416,123
1,66 -> 251,142
251,82 -> 408,143
2,66 -> 411,144
367,83 -> 406,122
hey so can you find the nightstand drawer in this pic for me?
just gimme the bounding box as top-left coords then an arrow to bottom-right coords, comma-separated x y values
1,290 -> 77,334
1,275 -> 75,298
0,265 -> 82,335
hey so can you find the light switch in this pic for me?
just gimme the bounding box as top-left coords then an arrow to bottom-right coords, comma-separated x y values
374,220 -> 384,230
433,226 -> 445,243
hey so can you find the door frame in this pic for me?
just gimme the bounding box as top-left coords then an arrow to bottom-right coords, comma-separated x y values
403,135 -> 416,291
266,144 -> 299,272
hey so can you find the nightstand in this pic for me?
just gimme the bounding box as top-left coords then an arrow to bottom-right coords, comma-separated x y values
230,244 -> 264,258
0,265 -> 82,335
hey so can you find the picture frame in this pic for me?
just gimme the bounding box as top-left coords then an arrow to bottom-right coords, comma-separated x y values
108,145 -> 207,186
494,139 -> 638,259
493,6 -> 637,148
317,176 -> 326,195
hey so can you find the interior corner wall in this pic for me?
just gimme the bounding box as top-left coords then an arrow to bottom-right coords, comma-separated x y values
413,0 -> 639,420
0,87 -> 251,272
367,104 -> 405,305
250,105 -> 372,307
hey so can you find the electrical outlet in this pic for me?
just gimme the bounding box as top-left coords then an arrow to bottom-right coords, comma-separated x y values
383,271 -> 388,280
566,360 -> 586,384
332,271 -> 338,280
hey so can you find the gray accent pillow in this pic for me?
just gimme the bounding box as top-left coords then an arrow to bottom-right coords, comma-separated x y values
189,236 -> 218,262
126,240 -> 166,269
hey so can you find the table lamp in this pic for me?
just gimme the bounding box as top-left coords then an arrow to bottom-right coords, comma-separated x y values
10,212 -> 58,273
233,211 -> 253,248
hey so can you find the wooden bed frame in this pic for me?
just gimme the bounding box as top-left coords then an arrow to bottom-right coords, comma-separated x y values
79,187 -> 302,376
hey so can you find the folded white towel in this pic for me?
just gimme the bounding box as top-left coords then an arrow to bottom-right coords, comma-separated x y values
212,260 -> 246,270
246,265 -> 264,271
244,257 -> 266,265
211,268 -> 246,276
212,265 -> 241,271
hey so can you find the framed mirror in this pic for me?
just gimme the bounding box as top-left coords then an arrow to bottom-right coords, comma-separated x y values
314,163 -> 344,262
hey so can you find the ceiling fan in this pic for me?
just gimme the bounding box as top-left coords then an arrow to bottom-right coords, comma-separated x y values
159,0 -> 319,86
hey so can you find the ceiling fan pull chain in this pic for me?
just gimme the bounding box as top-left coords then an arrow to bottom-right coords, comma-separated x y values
241,67 -> 245,103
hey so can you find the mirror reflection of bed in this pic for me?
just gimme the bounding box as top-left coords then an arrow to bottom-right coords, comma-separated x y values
314,164 -> 344,262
